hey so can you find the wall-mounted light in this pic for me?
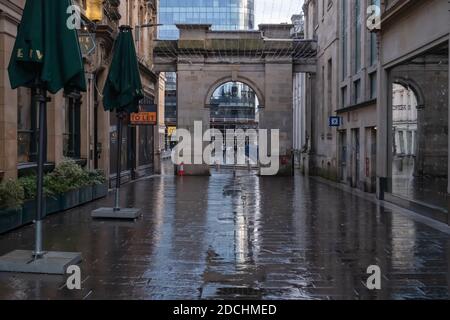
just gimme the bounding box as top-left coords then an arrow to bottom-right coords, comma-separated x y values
86,0 -> 104,23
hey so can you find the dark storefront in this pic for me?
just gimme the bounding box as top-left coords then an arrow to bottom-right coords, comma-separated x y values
109,96 -> 156,187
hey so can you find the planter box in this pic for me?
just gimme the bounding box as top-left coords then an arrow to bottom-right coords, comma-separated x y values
79,186 -> 94,204
0,208 -> 22,234
93,184 -> 108,200
22,195 -> 63,221
61,190 -> 80,211
22,200 -> 36,224
46,195 -> 62,216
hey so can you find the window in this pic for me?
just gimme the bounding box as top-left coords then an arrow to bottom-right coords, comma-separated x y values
369,72 -> 377,99
17,88 -> 38,163
354,0 -> 361,73
327,59 -> 333,118
370,0 -> 380,66
341,0 -> 348,80
139,96 -> 156,166
313,0 -> 319,31
63,92 -> 81,159
139,126 -> 154,166
353,80 -> 361,104
321,65 -> 325,131
341,86 -> 347,109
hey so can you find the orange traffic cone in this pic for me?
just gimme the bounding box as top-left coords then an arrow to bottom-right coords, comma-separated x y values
179,162 -> 185,176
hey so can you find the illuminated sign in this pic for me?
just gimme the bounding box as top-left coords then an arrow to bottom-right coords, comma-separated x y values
130,112 -> 157,125
167,126 -> 177,136
131,98 -> 157,125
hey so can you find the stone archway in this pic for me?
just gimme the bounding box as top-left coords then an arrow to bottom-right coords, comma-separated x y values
154,24 -> 317,176
386,48 -> 449,211
392,77 -> 425,109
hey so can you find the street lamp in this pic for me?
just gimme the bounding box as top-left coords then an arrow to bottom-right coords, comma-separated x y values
86,0 -> 104,23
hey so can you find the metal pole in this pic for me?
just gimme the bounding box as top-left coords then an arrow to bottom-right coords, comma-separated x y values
34,86 -> 47,259
114,111 -> 123,211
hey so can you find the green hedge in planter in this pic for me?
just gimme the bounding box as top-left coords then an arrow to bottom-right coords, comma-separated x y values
0,161 -> 108,234
18,160 -> 107,210
0,180 -> 24,234
0,179 -> 24,210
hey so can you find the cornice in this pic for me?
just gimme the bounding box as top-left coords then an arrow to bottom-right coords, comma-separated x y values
0,0 -> 23,16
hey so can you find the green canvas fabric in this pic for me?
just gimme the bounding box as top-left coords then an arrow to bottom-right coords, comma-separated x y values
103,27 -> 144,114
8,0 -> 86,94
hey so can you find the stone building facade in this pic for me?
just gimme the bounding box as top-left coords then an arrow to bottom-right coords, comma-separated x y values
299,0 -> 449,223
299,0 -> 379,192
376,0 -> 449,223
300,0 -> 341,183
0,0 -> 165,186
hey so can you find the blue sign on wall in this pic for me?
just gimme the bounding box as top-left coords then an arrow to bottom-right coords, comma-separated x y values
329,116 -> 341,127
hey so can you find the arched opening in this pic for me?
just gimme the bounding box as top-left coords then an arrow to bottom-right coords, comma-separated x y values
208,81 -> 260,167
391,83 -> 419,196
210,81 -> 260,131
390,81 -> 448,209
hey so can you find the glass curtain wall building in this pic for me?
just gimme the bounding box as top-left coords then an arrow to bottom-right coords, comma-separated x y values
158,0 -> 255,39
158,0 -> 256,150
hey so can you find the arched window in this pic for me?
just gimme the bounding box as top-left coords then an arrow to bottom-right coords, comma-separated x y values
209,81 -> 259,121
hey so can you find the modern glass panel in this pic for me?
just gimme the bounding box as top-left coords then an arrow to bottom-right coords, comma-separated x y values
17,88 -> 36,164
158,0 -> 255,39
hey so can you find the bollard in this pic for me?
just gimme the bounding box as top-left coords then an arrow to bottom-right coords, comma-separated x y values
179,162 -> 185,176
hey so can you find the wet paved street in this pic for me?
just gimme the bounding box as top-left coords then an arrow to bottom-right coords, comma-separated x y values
0,162 -> 449,300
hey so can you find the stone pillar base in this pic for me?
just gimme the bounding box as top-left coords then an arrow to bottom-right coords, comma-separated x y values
177,164 -> 211,176
154,153 -> 162,175
259,155 -> 294,176
377,177 -> 388,200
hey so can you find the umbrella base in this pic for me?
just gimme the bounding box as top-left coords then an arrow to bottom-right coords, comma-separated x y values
0,250 -> 81,275
91,208 -> 142,220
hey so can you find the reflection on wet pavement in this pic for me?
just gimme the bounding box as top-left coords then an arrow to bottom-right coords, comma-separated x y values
0,163 -> 449,300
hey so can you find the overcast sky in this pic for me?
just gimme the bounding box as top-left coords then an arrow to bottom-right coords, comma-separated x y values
255,0 -> 304,26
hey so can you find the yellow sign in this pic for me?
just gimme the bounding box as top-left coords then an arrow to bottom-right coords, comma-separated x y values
168,126 -> 177,136
86,0 -> 104,22
130,112 -> 157,125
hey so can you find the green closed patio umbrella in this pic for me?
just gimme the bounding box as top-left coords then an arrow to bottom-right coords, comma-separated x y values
9,0 -> 86,93
0,0 -> 85,273
91,26 -> 143,219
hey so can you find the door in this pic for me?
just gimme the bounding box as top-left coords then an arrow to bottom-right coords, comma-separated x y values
339,131 -> 347,183
352,129 -> 360,188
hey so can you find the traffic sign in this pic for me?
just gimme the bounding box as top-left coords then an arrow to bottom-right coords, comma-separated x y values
329,116 -> 341,127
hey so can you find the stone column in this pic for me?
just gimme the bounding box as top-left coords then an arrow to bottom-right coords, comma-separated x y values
448,38 -> 450,194
81,73 -> 96,170
0,12 -> 18,180
153,73 -> 166,175
176,64 -> 211,176
46,92 -> 64,165
447,38 -> 450,224
95,71 -> 111,179
260,62 -> 294,176
376,67 -> 390,199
